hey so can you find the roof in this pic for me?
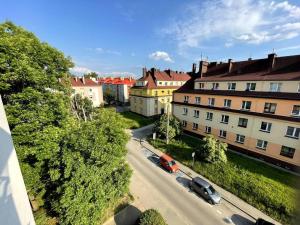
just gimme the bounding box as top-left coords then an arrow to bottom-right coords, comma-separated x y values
98,77 -> 136,86
135,68 -> 191,89
70,77 -> 99,87
193,177 -> 210,188
194,54 -> 300,82
160,154 -> 174,162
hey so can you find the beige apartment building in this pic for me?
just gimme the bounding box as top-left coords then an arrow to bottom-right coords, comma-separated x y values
172,54 -> 300,171
71,77 -> 104,107
130,68 -> 191,117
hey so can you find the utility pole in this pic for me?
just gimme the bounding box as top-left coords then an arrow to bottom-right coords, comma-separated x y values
166,103 -> 170,144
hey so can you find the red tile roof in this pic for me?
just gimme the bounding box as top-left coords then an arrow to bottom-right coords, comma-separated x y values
135,68 -> 191,89
71,77 -> 99,87
98,77 -> 136,86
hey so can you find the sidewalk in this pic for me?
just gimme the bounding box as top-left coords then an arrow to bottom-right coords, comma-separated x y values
140,139 -> 280,225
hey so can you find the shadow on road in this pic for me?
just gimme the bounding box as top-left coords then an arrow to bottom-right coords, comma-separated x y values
147,155 -> 160,165
176,176 -> 191,189
230,214 -> 254,225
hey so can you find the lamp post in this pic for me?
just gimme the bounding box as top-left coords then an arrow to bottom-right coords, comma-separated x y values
166,103 -> 170,144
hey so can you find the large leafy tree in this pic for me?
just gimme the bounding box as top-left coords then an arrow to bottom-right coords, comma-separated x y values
153,114 -> 182,141
0,22 -> 131,225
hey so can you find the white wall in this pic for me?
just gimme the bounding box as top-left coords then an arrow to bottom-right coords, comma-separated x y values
0,96 -> 36,225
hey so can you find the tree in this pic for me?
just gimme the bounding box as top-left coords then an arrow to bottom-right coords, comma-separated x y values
71,93 -> 94,121
84,72 -> 98,79
197,135 -> 227,163
153,114 -> 182,141
104,88 -> 115,105
139,209 -> 168,225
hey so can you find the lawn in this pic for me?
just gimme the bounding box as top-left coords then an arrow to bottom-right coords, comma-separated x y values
149,135 -> 299,225
119,111 -> 158,129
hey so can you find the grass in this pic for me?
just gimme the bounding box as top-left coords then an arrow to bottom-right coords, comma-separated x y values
119,111 -> 157,129
149,135 -> 299,225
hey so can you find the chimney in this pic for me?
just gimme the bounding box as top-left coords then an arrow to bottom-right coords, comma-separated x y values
248,58 -> 252,61
192,63 -> 197,73
151,68 -> 156,75
75,77 -> 78,82
82,76 -> 85,84
199,60 -> 208,78
268,53 -> 277,71
142,67 -> 147,77
210,62 -> 217,67
228,59 -> 233,73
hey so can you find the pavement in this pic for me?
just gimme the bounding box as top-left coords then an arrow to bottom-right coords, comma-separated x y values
125,124 -> 280,225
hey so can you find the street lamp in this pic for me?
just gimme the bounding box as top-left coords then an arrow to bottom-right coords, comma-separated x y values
166,102 -> 170,144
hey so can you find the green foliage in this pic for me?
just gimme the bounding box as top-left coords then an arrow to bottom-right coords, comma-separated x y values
104,88 -> 115,105
149,135 -> 299,225
0,22 -> 131,225
197,135 -> 227,163
71,93 -> 94,121
83,72 -> 98,78
153,114 -> 182,140
119,111 -> 157,129
139,209 -> 168,225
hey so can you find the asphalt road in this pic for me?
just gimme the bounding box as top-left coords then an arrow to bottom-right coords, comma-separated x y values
126,126 -> 256,225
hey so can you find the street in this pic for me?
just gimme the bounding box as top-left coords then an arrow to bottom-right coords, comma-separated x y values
126,125 -> 256,225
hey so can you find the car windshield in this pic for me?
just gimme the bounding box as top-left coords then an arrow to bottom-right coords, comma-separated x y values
207,185 -> 216,194
169,160 -> 176,166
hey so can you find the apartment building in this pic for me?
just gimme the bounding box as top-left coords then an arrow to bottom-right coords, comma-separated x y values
70,77 -> 104,107
99,77 -> 135,103
172,54 -> 300,171
130,68 -> 191,117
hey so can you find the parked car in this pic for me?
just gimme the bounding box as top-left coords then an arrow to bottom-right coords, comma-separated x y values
159,154 -> 179,173
189,176 -> 221,204
255,218 -> 274,225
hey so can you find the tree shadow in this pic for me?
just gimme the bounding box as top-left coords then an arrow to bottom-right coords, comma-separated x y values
113,204 -> 141,225
230,214 -> 254,225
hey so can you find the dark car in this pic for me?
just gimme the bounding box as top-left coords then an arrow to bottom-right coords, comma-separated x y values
189,176 -> 221,204
255,218 -> 274,225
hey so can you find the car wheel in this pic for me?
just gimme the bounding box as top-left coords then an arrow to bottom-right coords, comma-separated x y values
208,200 -> 214,205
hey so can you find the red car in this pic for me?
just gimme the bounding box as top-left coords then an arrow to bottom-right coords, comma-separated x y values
159,154 -> 179,173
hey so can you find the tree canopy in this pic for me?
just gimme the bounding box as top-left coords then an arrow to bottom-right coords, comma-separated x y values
0,22 -> 131,225
153,113 -> 182,141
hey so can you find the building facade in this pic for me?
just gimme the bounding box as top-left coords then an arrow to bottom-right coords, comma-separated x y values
172,54 -> 300,171
70,77 -> 104,107
130,68 -> 191,117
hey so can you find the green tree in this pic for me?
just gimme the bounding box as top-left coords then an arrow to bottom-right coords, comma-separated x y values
84,71 -> 98,78
197,135 -> 227,163
139,209 -> 168,225
71,93 -> 94,121
153,114 -> 182,141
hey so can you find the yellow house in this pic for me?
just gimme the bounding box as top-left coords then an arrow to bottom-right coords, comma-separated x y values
130,68 -> 191,116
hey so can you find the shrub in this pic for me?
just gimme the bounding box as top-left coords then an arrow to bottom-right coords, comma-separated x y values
139,209 -> 168,225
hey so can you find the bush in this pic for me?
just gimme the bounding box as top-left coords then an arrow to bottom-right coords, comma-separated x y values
139,209 -> 168,225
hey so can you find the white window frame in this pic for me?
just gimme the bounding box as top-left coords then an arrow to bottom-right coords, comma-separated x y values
184,96 -> 189,103
269,82 -> 282,92
182,120 -> 187,127
192,123 -> 198,130
286,126 -> 300,139
206,112 -> 213,121
183,107 -> 188,115
212,83 -> 219,90
256,139 -> 268,150
260,122 -> 272,132
228,82 -> 236,90
208,98 -> 215,106
280,146 -> 295,158
195,97 -> 201,104
198,83 -> 205,89
291,105 -> 300,116
246,83 -> 256,91
194,110 -> 200,118
236,134 -> 245,144
219,130 -> 227,138
241,101 -> 251,111
224,99 -> 231,108
221,115 -> 229,124
205,126 -> 211,134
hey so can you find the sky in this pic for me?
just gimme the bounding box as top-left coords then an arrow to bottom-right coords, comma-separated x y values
1,0 -> 300,78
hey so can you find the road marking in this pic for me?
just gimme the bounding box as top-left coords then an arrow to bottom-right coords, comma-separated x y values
216,210 -> 222,215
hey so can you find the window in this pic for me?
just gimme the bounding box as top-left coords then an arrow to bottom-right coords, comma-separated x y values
167,90 -> 170,94
280,146 -> 295,158
264,103 -> 277,114
298,83 -> 300,93
195,97 -> 201,104
212,83 -> 219,90
205,126 -> 211,134
199,83 -> 205,89
182,120 -> 187,127
184,96 -> 189,103
221,115 -> 229,124
194,110 -> 200,118
269,82 -> 282,92
192,123 -> 198,130
155,91 -> 158,96
286,126 -> 300,139
183,107 -> 188,115
224,99 -> 232,108
89,88 -> 93,92
236,134 -> 245,144
159,82 -> 162,85
206,112 -> 213,121
292,105 -> 300,116
155,100 -> 158,105
241,101 -> 251,110
238,118 -> 248,128
246,83 -> 256,91
256,140 -> 268,150
228,82 -> 236,90
208,98 -> 215,106
219,130 -> 227,138
170,82 -> 173,86
165,82 -> 168,85
260,122 -> 272,132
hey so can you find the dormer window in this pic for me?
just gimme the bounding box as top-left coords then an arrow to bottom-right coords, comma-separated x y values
198,83 -> 205,89
228,82 -> 236,90
246,83 -> 256,91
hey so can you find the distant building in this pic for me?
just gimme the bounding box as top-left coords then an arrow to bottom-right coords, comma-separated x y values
98,77 -> 136,103
0,96 -> 36,225
130,68 -> 191,117
70,77 -> 104,107
172,54 -> 300,171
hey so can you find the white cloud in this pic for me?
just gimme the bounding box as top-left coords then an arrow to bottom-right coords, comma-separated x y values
149,51 -> 174,62
162,0 -> 300,48
276,44 -> 300,52
70,66 -> 95,75
98,71 -> 135,77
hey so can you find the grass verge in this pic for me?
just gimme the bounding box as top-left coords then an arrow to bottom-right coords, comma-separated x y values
149,135 -> 299,225
119,111 -> 157,129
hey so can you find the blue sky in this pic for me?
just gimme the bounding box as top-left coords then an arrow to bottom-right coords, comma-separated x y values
1,0 -> 300,77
